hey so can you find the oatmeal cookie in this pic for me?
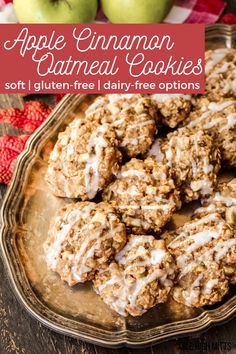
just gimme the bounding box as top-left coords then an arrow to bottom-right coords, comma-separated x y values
195,179 -> 236,227
44,201 -> 126,286
185,97 -> 236,167
150,94 -> 192,128
103,158 -> 181,234
205,48 -> 236,100
148,127 -> 221,203
85,94 -> 158,157
45,119 -> 121,200
93,236 -> 176,317
167,213 -> 236,307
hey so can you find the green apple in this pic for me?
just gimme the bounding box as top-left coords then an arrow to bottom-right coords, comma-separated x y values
101,0 -> 173,23
13,0 -> 98,23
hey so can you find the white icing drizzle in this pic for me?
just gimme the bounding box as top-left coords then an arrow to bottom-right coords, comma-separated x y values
217,62 -> 229,73
66,144 -> 75,160
188,111 -> 212,129
203,158 -> 213,174
195,204 -> 217,215
202,278 -> 219,295
85,95 -> 155,149
212,192 -> 236,207
108,94 -> 135,103
151,249 -> 166,265
190,179 -> 213,196
116,169 -> 149,180
208,62 -> 229,78
232,80 -> 236,91
84,124 -> 108,199
86,106 -> 104,118
97,270 -> 129,316
203,117 -> 224,129
127,268 -> 165,309
185,273 -> 203,305
165,138 -> 174,168
184,229 -> 221,254
126,120 -> 154,130
208,101 -> 234,112
148,139 -> 164,162
46,223 -> 72,270
151,94 -> 191,103
213,239 -> 236,262
205,49 -> 230,74
112,117 -> 126,127
48,203 -> 125,283
46,204 -> 94,270
206,49 -> 236,93
70,118 -> 82,140
228,180 -> 236,188
186,213 -> 218,229
115,236 -> 155,263
118,195 -> 174,212
222,75 -> 236,94
97,274 -> 122,292
187,101 -> 234,129
141,203 -> 171,211
219,113 -> 236,132
192,161 -> 197,176
169,214 -> 236,281
121,135 -> 146,147
72,220 -> 113,280
119,205 -> 140,210
97,236 -> 173,316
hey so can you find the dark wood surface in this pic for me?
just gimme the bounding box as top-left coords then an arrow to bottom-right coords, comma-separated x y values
1,2 -> 236,352
227,0 -> 236,14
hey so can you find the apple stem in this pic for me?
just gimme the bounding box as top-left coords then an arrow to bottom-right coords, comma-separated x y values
51,0 -> 72,10
64,0 -> 72,10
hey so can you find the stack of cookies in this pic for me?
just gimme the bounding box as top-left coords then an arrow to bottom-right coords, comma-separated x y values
43,48 -> 236,317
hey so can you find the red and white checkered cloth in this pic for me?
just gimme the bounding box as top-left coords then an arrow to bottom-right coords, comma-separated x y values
0,0 -> 17,23
164,0 -> 226,24
0,0 -> 227,24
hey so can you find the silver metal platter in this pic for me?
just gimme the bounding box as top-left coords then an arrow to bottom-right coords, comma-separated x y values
0,25 -> 236,348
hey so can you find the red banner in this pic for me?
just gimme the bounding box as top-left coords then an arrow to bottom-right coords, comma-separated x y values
0,24 -> 205,94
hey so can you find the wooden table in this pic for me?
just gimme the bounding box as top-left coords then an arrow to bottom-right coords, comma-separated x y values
1,3 -> 236,352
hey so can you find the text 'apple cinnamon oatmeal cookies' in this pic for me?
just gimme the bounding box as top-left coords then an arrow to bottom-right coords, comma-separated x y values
184,98 -> 236,167
45,118 -> 122,200
84,94 -> 158,157
148,127 -> 221,203
150,94 -> 192,128
205,48 -> 236,100
166,213 -> 236,307
93,236 -> 176,317
44,202 -> 126,286
103,157 -> 181,234
195,179 -> 236,227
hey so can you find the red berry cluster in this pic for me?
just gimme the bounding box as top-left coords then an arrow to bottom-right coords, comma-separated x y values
0,135 -> 29,185
0,101 -> 52,133
0,100 -> 53,185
